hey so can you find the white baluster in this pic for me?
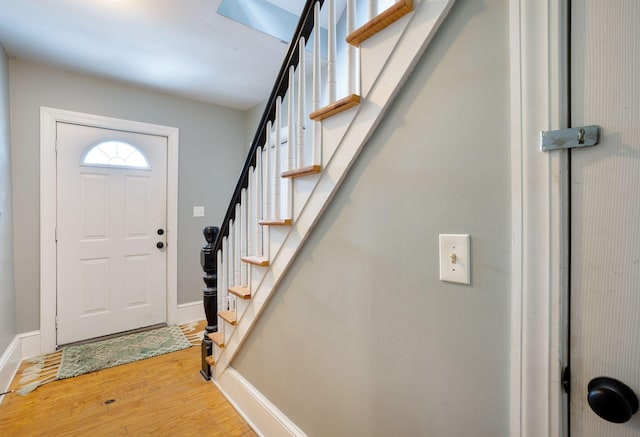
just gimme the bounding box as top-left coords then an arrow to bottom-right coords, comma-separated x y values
369,0 -> 378,19
347,0 -> 358,96
255,148 -> 263,256
297,37 -> 307,169
247,167 -> 256,255
273,98 -> 282,220
234,204 -> 241,286
328,0 -> 337,103
223,236 -> 229,310
312,1 -> 322,166
217,249 -> 223,327
287,66 -> 296,172
228,219 -> 234,289
264,123 -> 272,221
240,189 -> 247,287
247,167 -> 254,257
262,145 -> 270,259
227,223 -> 235,311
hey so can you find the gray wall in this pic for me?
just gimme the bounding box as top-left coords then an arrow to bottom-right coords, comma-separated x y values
244,99 -> 266,151
9,60 -> 247,332
232,0 -> 511,436
0,47 -> 16,351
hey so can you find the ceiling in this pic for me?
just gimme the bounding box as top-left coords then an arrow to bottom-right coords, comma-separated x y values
0,0 -> 310,110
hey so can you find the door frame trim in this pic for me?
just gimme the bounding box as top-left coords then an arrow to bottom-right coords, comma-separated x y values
509,1 -> 570,436
40,107 -> 180,353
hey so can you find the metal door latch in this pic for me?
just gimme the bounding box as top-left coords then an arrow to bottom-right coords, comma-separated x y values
540,125 -> 601,151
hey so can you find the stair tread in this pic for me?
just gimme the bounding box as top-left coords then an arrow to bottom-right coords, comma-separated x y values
282,165 -> 322,178
346,0 -> 413,47
258,218 -> 293,226
208,331 -> 225,347
310,94 -> 360,121
228,286 -> 251,299
219,311 -> 237,325
241,255 -> 270,266
205,355 -> 215,366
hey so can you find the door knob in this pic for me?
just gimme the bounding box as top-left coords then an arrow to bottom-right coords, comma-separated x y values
157,229 -> 164,235
588,377 -> 639,423
156,242 -> 164,249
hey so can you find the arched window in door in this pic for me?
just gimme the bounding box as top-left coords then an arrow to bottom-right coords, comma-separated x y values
81,140 -> 150,169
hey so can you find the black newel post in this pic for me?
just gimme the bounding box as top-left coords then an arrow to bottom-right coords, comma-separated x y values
200,226 -> 219,380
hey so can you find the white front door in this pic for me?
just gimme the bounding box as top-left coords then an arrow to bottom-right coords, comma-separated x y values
56,122 -> 168,345
569,0 -> 640,434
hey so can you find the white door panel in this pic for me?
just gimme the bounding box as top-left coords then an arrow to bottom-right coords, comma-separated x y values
570,0 -> 640,434
56,122 -> 168,345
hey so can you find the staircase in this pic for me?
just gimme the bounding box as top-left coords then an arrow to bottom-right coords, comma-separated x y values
204,0 -> 455,381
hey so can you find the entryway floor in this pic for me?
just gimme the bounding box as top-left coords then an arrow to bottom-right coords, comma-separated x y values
0,328 -> 256,436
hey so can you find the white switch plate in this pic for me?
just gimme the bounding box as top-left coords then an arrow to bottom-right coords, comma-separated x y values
439,234 -> 470,284
193,206 -> 205,217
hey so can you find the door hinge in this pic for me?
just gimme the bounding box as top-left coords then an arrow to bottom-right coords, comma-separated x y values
562,365 -> 571,394
55,227 -> 58,242
55,316 -> 59,329
540,125 -> 601,151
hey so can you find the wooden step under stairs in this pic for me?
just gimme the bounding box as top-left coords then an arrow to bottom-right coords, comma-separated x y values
207,0 -> 456,381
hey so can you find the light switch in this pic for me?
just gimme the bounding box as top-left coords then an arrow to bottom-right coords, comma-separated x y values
193,206 -> 205,217
439,234 -> 470,284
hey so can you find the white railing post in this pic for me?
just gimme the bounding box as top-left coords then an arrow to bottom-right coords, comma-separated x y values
274,98 -> 282,220
216,249 -> 223,328
288,66 -> 296,172
247,167 -> 254,258
222,235 -> 229,311
312,1 -> 322,166
297,37 -> 307,169
264,122 -> 272,221
255,147 -> 263,255
369,0 -> 378,20
328,0 -> 337,103
240,189 -> 247,287
234,204 -> 241,287
347,0 -> 358,96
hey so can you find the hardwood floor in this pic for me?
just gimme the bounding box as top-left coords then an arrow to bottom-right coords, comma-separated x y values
0,343 -> 256,436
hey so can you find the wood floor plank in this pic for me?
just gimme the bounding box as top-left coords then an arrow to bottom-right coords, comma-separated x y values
0,342 -> 256,436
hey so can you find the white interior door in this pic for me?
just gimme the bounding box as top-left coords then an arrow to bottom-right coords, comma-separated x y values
570,1 -> 640,434
56,122 -> 168,345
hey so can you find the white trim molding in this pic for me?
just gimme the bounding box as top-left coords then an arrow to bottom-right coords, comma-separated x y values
509,1 -> 569,436
176,301 -> 205,324
0,337 -> 21,404
40,107 -> 180,353
18,331 -> 41,359
214,368 -> 307,437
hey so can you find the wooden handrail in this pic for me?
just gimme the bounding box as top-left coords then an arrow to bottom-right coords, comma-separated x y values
213,0 -> 325,255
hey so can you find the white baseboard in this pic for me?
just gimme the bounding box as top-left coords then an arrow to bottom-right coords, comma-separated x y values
214,368 -> 307,437
19,331 -> 41,359
0,337 -> 21,404
176,301 -> 205,323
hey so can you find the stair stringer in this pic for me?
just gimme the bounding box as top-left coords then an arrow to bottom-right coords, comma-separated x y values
214,0 -> 457,381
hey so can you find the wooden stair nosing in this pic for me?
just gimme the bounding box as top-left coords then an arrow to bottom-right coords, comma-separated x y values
219,310 -> 237,325
208,331 -> 225,348
258,218 -> 293,226
282,165 -> 322,178
241,255 -> 270,266
310,94 -> 361,121
205,355 -> 216,366
346,0 -> 413,47
228,285 -> 251,300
